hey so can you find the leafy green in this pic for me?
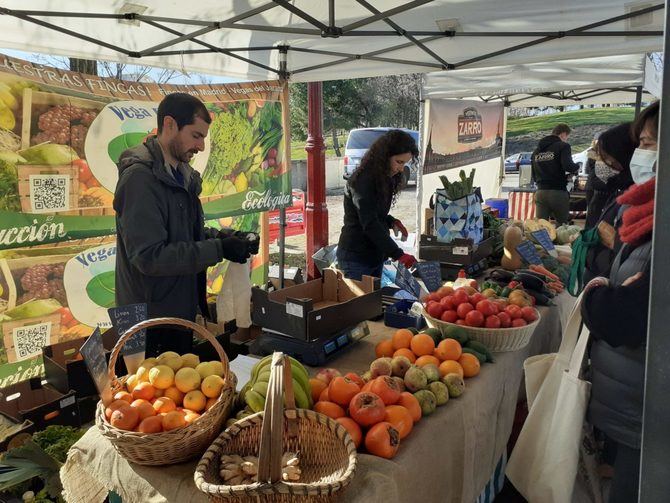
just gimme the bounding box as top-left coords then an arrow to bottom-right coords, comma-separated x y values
32,426 -> 85,464
0,158 -> 20,212
0,441 -> 61,496
86,270 -> 116,308
3,299 -> 62,320
439,168 -> 476,200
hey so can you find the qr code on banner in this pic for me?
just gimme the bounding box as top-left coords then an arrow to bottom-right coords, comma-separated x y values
12,322 -> 52,360
30,174 -> 70,213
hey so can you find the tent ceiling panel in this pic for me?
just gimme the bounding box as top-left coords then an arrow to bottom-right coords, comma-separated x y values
0,0 -> 663,82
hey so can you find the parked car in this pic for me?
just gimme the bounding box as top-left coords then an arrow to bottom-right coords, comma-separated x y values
504,152 -> 532,173
343,127 -> 420,186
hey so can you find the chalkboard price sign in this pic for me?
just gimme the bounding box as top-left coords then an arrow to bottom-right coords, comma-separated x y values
108,303 -> 148,356
515,240 -> 543,265
80,327 -> 112,405
531,229 -> 558,257
414,261 -> 442,293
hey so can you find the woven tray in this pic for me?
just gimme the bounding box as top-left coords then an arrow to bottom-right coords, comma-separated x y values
95,317 -> 236,466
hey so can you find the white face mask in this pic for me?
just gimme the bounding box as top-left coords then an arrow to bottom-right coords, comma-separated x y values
630,148 -> 657,184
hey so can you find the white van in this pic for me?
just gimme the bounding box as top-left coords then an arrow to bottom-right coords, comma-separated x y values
343,127 -> 420,185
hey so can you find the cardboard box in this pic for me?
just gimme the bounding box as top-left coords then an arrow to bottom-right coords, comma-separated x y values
0,377 -> 80,430
252,268 -> 382,341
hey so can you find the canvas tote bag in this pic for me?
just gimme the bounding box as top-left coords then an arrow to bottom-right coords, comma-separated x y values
506,291 -> 592,502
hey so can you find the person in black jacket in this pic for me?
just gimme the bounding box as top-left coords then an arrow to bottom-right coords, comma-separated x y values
581,101 -> 659,503
337,130 -> 418,280
114,93 -> 258,356
531,123 -> 580,224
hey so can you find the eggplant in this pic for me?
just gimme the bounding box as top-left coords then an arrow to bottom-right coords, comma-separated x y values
489,269 -> 514,282
525,288 -> 552,306
512,272 -> 546,292
517,269 -> 551,282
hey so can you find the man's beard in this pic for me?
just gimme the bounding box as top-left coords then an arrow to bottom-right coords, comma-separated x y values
171,140 -> 196,163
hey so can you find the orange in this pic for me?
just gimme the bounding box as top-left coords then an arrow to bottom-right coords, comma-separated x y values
153,396 -> 177,414
131,382 -> 156,401
162,386 -> 185,406
162,410 -> 187,431
184,410 -> 201,424
435,339 -> 462,362
138,415 -> 163,434
384,405 -> 413,439
319,387 -> 330,402
313,401 -> 346,419
309,378 -> 328,403
439,360 -> 464,378
458,353 -> 481,378
410,334 -> 435,357
392,329 -> 413,350
415,355 -> 440,368
375,339 -> 395,358
393,348 -> 416,363
105,399 -> 131,420
130,399 -> 156,421
113,391 -> 133,403
205,397 -> 218,411
110,406 -> 140,431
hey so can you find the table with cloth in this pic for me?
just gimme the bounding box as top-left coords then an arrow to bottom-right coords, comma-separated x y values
61,293 -> 575,503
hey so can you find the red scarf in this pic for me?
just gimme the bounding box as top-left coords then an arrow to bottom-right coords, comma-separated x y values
616,178 -> 655,245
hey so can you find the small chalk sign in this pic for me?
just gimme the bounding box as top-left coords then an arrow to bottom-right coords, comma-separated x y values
515,240 -> 543,265
394,262 -> 422,299
414,261 -> 442,294
80,327 -> 112,405
531,229 -> 558,257
108,303 -> 148,356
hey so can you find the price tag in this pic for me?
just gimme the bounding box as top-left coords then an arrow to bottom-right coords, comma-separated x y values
394,263 -> 422,299
108,304 -> 148,356
80,327 -> 112,405
531,229 -> 558,257
414,261 -> 442,293
515,240 -> 543,265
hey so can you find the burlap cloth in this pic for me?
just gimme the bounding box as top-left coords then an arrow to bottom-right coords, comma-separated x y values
61,293 -> 575,503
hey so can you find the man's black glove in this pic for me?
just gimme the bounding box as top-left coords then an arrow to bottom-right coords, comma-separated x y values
220,236 -> 251,264
244,232 -> 260,255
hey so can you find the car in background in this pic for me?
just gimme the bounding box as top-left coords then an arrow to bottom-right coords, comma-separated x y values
504,152 -> 532,173
343,127 -> 420,186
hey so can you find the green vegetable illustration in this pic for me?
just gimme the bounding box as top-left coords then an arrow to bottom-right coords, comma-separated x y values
107,132 -> 149,163
86,270 -> 115,308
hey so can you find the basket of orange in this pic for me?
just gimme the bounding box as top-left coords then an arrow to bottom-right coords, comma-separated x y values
95,317 -> 236,466
422,288 -> 541,352
195,352 -> 357,502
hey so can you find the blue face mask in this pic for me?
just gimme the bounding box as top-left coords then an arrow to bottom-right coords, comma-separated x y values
629,148 -> 657,184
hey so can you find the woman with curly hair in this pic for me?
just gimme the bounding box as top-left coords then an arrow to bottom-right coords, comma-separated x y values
337,129 -> 418,280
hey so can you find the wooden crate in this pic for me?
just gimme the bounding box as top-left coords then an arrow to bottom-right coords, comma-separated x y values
17,164 -> 79,213
2,312 -> 62,363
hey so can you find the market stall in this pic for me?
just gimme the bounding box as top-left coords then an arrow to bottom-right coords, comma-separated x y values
60,293 -> 573,503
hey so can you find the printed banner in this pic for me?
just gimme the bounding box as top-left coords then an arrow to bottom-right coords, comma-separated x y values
0,53 -> 289,378
423,100 -> 504,174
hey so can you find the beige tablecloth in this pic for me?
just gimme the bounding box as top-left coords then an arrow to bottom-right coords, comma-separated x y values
61,293 -> 575,503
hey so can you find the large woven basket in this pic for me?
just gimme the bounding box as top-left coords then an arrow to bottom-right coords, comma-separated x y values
423,308 -> 541,352
195,352 -> 357,502
95,317 -> 236,466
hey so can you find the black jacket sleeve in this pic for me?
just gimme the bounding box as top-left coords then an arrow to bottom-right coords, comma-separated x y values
581,271 -> 650,348
351,177 -> 403,260
115,166 -> 223,276
561,144 -> 580,174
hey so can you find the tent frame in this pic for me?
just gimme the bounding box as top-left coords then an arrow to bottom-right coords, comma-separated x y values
0,2 -> 663,78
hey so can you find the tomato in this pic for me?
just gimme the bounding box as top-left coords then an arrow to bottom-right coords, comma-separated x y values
469,293 -> 485,306
426,293 -> 441,303
456,302 -> 474,319
455,319 -> 467,326
484,315 -> 501,329
497,312 -> 512,328
469,280 -> 479,290
452,289 -> 470,306
490,302 -> 500,315
329,377 -> 360,407
365,422 -> 400,459
475,300 -> 495,317
437,286 -> 454,298
426,302 -> 444,319
505,305 -> 523,320
369,376 -> 402,406
465,310 -> 484,327
336,417 -> 363,449
441,310 -> 458,323
521,306 -> 538,323
512,318 -> 528,328
74,159 -> 92,184
439,295 -> 455,310
344,372 -> 365,388
349,392 -> 386,427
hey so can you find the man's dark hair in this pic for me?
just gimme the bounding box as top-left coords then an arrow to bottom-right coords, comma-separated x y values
552,123 -> 571,136
157,92 -> 211,133
632,100 -> 660,141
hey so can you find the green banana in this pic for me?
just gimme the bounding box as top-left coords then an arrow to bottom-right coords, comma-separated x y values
252,380 -> 269,398
255,368 -> 271,384
291,378 -> 310,409
247,355 -> 313,409
245,389 -> 266,413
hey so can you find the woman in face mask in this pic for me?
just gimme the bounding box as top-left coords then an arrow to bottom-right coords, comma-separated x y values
580,101 -> 659,503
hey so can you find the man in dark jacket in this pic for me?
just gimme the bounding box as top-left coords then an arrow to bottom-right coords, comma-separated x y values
531,123 -> 580,224
114,93 -> 257,355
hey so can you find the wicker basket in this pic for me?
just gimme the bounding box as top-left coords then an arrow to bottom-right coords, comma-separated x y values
194,352 -> 357,502
423,308 -> 541,352
95,317 -> 236,466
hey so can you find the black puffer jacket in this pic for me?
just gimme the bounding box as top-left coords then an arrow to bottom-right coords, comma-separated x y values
337,169 -> 403,266
114,137 -> 224,321
582,239 -> 651,449
531,135 -> 580,190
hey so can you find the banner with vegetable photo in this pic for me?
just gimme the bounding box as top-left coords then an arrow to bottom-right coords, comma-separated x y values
0,53 -> 290,378
423,99 -> 504,174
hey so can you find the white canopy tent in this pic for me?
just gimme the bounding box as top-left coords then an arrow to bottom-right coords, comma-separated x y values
0,1 -> 663,82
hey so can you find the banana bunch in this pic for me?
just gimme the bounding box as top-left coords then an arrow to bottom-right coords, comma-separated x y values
239,355 -> 313,412
0,80 -> 34,131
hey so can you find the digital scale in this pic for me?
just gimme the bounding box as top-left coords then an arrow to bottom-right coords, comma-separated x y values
249,322 -> 370,367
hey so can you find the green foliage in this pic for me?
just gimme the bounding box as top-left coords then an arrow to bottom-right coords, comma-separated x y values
507,107 -> 635,137
32,425 -> 86,464
0,158 -> 20,212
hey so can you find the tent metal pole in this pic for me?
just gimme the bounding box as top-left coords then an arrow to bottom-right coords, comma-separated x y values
635,86 -> 643,117
288,46 -> 443,69
640,1 -> 670,500
340,0 -> 434,34
272,0 -> 329,32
